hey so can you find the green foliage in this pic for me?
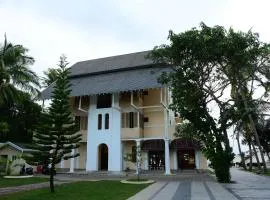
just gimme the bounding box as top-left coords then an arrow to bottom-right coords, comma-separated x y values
0,121 -> 9,136
41,68 -> 60,88
29,56 -> 81,192
150,22 -> 270,179
0,34 -> 40,105
0,35 -> 41,142
149,23 -> 238,182
175,121 -> 200,141
0,92 -> 42,143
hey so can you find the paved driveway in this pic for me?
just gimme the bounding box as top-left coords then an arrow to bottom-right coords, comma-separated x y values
225,168 -> 270,200
128,180 -> 237,200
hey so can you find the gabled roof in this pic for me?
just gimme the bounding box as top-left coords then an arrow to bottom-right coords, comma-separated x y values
0,141 -> 35,153
41,66 -> 170,99
69,50 -> 154,77
40,51 -> 171,99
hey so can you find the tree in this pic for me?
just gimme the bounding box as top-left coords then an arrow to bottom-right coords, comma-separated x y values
30,56 -> 81,193
0,35 -> 40,105
0,92 -> 42,142
148,24 -> 240,182
149,22 -> 270,178
41,68 -> 59,88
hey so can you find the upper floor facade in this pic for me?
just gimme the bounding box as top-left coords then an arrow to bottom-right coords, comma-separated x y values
71,88 -> 181,142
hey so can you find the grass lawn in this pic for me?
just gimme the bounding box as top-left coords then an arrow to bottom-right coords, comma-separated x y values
0,177 -> 49,188
1,180 -> 150,200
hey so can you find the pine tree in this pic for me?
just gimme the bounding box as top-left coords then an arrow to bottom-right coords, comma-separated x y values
31,56 -> 81,192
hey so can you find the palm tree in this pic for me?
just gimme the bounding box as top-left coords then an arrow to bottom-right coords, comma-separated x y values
41,68 -> 59,88
0,35 -> 39,105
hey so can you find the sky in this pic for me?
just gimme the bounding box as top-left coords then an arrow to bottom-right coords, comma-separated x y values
1,0 -> 270,153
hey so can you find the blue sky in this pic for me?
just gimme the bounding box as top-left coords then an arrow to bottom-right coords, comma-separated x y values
1,0 -> 270,153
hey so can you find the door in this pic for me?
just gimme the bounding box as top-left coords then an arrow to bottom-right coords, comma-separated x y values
148,151 -> 165,170
178,149 -> 195,169
99,144 -> 108,170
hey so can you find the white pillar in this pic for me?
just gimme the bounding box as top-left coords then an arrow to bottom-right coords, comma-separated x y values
195,150 -> 201,169
136,140 -> 141,174
60,159 -> 64,168
165,138 -> 171,175
70,149 -> 75,173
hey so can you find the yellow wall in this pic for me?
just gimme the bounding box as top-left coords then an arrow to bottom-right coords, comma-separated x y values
77,143 -> 87,169
143,89 -> 161,106
121,128 -> 143,139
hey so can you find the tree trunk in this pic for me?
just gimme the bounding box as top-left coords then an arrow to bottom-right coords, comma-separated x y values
49,164 -> 55,193
251,141 -> 261,171
267,152 -> 270,163
241,92 -> 268,173
248,142 -> 252,171
236,132 -> 247,170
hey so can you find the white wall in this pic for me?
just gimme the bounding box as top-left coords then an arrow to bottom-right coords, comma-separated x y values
86,94 -> 122,172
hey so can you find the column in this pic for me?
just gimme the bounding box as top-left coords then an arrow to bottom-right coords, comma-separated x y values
70,149 -> 75,173
136,140 -> 141,174
164,138 -> 171,175
60,159 -> 64,168
195,150 -> 201,170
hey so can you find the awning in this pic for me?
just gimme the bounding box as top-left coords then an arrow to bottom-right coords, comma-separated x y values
170,139 -> 200,150
141,139 -> 165,151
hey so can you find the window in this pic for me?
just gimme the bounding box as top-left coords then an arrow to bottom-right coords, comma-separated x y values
144,117 -> 149,123
143,91 -> 148,95
121,112 -> 138,128
98,114 -> 102,130
97,94 -> 112,109
105,113 -> 109,129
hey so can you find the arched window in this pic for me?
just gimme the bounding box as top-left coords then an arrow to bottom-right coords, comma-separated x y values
105,113 -> 109,129
98,114 -> 102,130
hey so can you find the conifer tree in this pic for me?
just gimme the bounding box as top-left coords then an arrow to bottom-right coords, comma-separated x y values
31,56 -> 81,192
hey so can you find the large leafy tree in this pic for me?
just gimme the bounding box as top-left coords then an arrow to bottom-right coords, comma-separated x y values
30,56 -> 81,193
0,35 -> 40,139
149,26 -> 234,182
0,35 -> 40,105
150,23 -> 270,179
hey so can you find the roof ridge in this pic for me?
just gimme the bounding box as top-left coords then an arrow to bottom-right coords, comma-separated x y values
74,50 -> 152,66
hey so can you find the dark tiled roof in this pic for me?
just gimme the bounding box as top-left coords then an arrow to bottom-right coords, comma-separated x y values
41,66 -> 170,99
69,51 -> 154,77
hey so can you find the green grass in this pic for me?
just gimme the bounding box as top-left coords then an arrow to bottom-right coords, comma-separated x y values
1,181 -> 150,200
0,177 -> 49,188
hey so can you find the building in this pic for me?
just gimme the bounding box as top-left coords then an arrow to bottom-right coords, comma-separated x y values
0,141 -> 34,175
41,51 -> 207,174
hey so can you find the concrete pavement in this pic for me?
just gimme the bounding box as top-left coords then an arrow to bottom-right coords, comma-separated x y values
128,180 -> 238,200
225,167 -> 270,200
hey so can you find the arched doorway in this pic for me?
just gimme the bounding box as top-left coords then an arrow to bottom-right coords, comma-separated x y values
98,143 -> 108,170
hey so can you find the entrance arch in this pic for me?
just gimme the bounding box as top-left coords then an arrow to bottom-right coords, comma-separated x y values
98,143 -> 108,170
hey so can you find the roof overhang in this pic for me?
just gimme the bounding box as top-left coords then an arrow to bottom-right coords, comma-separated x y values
40,66 -> 171,100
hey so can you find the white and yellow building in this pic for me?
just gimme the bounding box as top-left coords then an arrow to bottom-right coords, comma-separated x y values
41,51 -> 207,174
